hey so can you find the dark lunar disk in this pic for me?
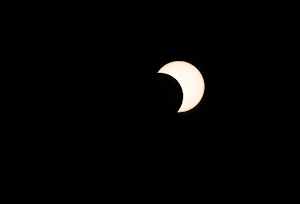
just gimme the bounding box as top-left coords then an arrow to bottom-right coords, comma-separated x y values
147,73 -> 183,117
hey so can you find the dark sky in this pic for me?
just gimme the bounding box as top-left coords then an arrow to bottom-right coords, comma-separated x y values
62,29 -> 249,151
52,5 -> 285,165
37,4 -> 296,191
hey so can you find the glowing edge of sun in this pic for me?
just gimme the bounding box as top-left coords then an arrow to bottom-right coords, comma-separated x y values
157,61 -> 205,113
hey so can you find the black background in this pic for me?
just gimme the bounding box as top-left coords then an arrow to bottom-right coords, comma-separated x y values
52,19 -> 262,166
60,25 -> 244,135
50,9 -> 267,153
5,2 -> 297,200
32,4 -> 293,193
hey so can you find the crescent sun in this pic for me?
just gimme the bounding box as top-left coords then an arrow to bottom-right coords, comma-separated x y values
157,61 -> 205,113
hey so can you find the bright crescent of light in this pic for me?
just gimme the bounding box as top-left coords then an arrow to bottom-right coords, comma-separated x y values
157,61 -> 205,113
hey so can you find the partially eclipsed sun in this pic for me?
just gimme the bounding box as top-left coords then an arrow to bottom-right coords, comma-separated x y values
157,61 -> 205,113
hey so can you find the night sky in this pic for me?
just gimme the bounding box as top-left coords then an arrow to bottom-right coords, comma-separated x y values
61,29 -> 248,153
53,6 -> 263,141
33,4 -> 293,195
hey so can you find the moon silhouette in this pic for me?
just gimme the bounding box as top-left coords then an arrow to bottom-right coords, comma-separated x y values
157,61 -> 205,113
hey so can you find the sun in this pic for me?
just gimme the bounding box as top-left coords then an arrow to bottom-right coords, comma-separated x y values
157,61 -> 205,113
